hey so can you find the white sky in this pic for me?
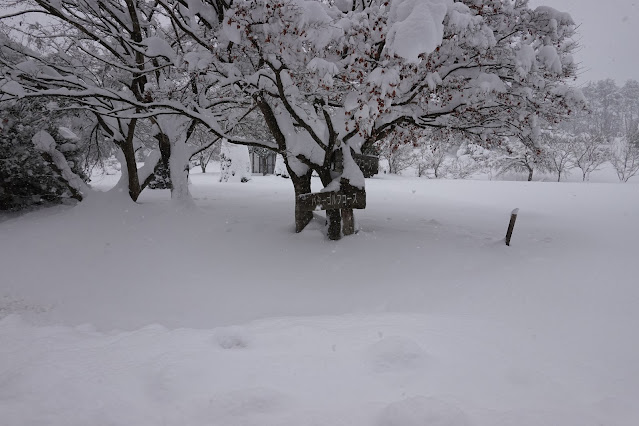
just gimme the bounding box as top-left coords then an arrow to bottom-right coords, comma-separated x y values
529,0 -> 638,85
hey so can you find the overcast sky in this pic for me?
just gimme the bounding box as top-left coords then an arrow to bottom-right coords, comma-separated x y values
529,0 -> 638,85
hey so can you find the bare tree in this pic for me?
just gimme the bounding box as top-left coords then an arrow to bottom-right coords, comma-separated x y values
571,133 -> 608,181
188,126 -> 220,173
611,137 -> 639,182
377,138 -> 417,175
542,132 -> 575,182
492,138 -> 549,182
416,137 -> 451,178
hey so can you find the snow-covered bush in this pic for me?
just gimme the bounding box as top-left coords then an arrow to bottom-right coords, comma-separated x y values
0,101 -> 88,210
274,154 -> 289,178
219,140 -> 251,183
146,163 -> 171,189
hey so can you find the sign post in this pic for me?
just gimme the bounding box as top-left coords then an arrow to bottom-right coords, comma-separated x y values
296,188 -> 366,212
341,208 -> 355,235
296,180 -> 366,240
296,149 -> 377,239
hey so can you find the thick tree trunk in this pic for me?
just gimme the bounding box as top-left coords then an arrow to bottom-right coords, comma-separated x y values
158,133 -> 171,170
145,131 -> 173,190
290,169 -> 314,233
119,140 -> 142,201
168,139 -> 193,205
527,167 -> 533,182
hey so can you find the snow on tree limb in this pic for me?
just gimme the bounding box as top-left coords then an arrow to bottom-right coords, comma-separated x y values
32,130 -> 91,199
386,0 -> 450,62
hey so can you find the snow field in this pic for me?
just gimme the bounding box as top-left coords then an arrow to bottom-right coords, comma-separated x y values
2,311 -> 637,425
1,173 -> 639,425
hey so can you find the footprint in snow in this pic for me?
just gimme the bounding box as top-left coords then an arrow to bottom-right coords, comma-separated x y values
213,325 -> 253,349
377,396 -> 469,426
208,387 -> 291,417
367,336 -> 430,373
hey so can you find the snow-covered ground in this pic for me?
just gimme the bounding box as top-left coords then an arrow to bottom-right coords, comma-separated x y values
1,172 -> 638,425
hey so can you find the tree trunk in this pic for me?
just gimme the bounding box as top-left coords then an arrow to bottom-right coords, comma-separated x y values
119,139 -> 142,201
527,167 -> 533,182
167,137 -> 193,205
156,132 -> 173,189
290,168 -> 314,233
200,154 -> 207,173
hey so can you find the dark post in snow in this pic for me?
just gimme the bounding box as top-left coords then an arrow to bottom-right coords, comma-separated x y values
341,208 -> 355,235
326,209 -> 342,240
505,208 -> 519,246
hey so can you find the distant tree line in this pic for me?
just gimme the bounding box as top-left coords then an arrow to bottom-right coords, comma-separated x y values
375,79 -> 639,182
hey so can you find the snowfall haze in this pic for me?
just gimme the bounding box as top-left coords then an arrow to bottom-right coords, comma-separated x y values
1,0 -> 639,426
528,0 -> 639,84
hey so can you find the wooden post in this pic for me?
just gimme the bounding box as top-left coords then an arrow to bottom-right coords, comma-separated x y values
326,209 -> 342,240
505,208 -> 519,246
341,208 -> 354,235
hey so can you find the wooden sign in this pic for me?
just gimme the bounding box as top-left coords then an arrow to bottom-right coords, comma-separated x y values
297,189 -> 366,212
331,151 -> 379,177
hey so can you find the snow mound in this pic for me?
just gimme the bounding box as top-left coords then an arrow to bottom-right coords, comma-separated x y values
378,396 -> 469,426
214,325 -> 253,349
367,336 -> 429,372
